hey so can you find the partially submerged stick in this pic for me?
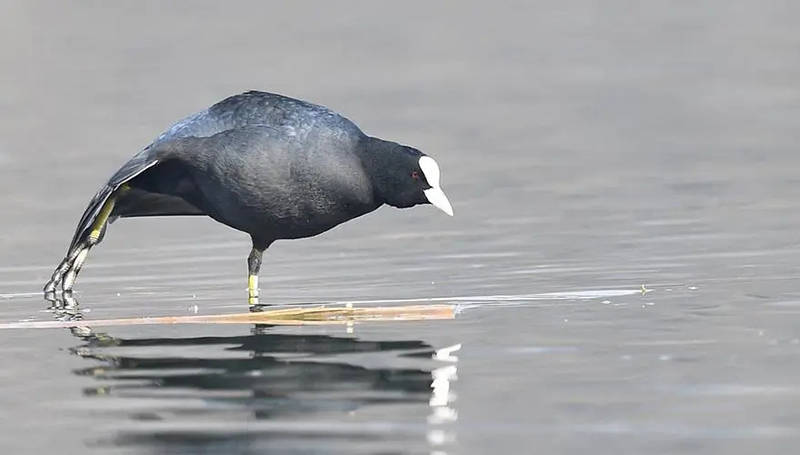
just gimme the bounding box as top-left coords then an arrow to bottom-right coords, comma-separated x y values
0,304 -> 456,329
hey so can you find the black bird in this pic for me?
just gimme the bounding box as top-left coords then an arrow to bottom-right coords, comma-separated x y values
44,91 -> 453,304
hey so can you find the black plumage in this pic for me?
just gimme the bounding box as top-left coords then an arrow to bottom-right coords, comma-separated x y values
44,91 -> 453,303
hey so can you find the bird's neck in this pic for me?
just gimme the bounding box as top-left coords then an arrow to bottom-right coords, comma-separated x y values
356,136 -> 403,205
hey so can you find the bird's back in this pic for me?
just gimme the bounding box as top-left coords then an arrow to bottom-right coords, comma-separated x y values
152,91 -> 365,146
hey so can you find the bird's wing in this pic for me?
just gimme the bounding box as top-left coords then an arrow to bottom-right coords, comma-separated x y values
66,147 -> 162,252
66,92 -> 363,253
65,122 -> 281,252
112,188 -> 206,219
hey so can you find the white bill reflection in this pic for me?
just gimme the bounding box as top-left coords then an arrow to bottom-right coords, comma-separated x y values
428,343 -> 461,454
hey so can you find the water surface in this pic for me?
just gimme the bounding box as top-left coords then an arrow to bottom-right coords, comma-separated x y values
2,1 -> 800,453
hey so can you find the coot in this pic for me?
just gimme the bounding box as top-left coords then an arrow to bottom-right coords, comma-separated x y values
44,91 -> 453,304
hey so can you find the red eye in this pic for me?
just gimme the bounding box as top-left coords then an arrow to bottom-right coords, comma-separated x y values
411,171 -> 420,180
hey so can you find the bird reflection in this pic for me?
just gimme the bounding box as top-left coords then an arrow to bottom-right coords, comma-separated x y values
72,330 -> 434,416
45,293 -> 459,452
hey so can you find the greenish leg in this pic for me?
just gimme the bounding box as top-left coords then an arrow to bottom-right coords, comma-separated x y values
47,191 -> 121,294
247,245 -> 264,306
61,247 -> 90,291
248,274 -> 259,305
62,194 -> 118,291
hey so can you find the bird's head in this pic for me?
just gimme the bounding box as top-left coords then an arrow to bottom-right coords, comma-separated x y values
369,142 -> 453,216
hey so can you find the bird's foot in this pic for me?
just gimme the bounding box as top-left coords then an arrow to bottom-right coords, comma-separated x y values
43,241 -> 94,296
45,290 -> 81,320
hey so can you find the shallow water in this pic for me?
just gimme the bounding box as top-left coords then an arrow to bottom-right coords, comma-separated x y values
2,1 -> 800,453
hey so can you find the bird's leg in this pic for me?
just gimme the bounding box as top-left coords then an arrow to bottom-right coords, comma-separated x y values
45,192 -> 119,295
62,194 -> 117,292
247,244 -> 265,306
62,243 -> 92,292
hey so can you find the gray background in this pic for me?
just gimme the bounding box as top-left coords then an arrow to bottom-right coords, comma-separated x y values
1,1 -> 800,454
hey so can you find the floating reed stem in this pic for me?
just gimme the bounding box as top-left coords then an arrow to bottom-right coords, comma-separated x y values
0,304 -> 456,329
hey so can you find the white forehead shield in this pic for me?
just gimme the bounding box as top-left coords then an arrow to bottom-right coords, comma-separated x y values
419,156 -> 453,216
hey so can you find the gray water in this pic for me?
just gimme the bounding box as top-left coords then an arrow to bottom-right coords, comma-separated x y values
2,1 -> 800,453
